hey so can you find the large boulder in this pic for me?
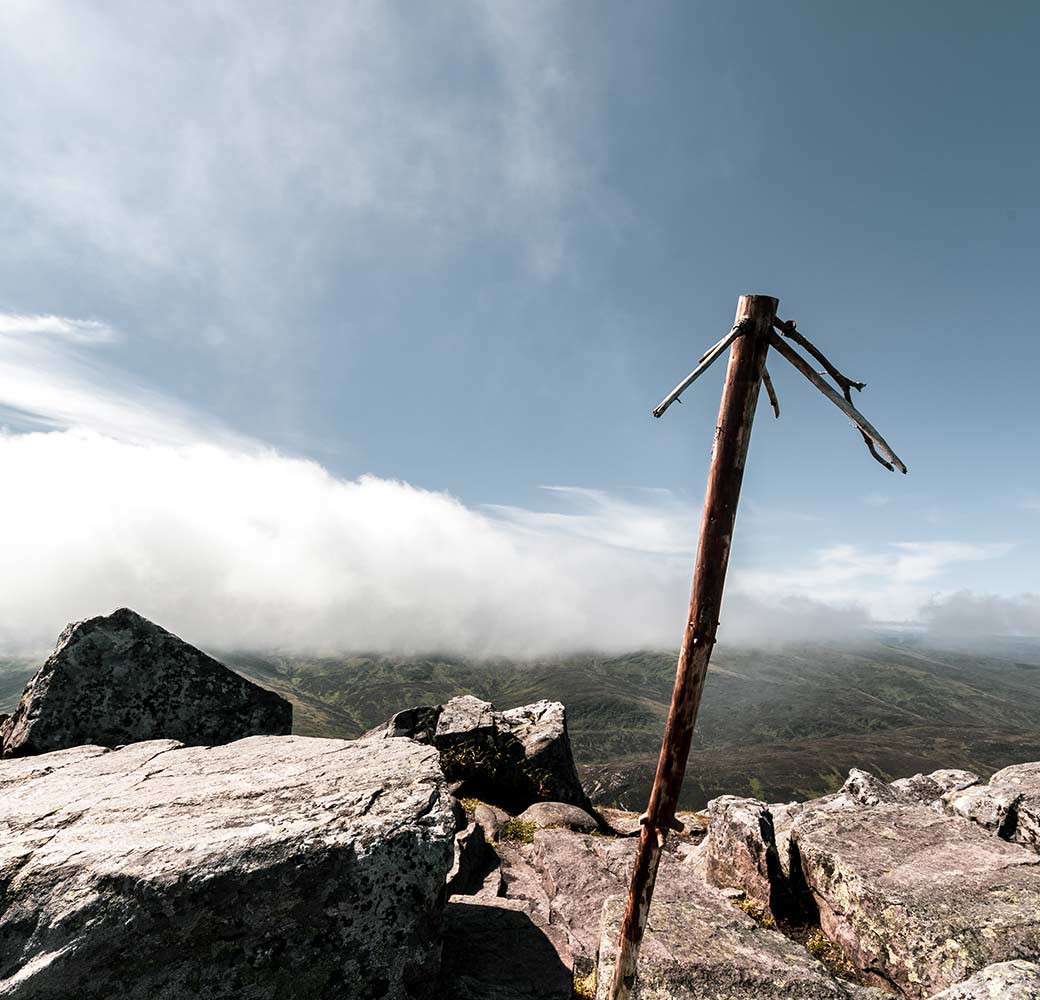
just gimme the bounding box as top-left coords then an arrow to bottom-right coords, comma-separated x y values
368,694 -> 591,812
704,796 -> 781,915
790,798 -> 1040,997
516,800 -> 600,833
0,734 -> 454,999
945,762 -> 1040,853
0,609 -> 291,757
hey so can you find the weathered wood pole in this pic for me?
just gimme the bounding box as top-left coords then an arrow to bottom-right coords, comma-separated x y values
606,293 -> 777,999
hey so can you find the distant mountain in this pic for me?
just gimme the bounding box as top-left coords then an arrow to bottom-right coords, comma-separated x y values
4,637 -> 1039,811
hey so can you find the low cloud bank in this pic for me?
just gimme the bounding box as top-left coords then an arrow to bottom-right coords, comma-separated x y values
921,591 -> 1040,640
0,430 -> 878,656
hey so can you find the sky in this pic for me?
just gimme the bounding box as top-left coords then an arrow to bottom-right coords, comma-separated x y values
1,1 -> 1038,654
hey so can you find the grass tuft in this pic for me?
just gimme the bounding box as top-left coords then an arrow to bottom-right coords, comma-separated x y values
500,818 -> 536,844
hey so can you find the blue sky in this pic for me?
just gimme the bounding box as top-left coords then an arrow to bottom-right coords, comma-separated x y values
0,2 -> 1037,652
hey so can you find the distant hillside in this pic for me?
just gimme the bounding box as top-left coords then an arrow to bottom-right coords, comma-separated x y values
4,638 -> 1039,810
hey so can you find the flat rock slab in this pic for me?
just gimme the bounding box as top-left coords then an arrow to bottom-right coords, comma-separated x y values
438,898 -> 572,999
594,891 -> 882,1000
0,735 -> 454,999
927,960 -> 1040,999
792,800 -> 1040,998
1,608 -> 291,757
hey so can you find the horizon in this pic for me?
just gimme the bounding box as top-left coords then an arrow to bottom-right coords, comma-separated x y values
1,2 -> 1038,654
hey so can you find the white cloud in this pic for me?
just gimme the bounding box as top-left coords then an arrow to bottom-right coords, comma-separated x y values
920,591 -> 1040,639
736,540 -> 1012,621
0,0 -> 596,309
0,313 -> 239,447
0,313 -> 115,344
0,427 -> 883,656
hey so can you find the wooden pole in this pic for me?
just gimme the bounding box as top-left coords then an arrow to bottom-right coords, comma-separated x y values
606,293 -> 777,1000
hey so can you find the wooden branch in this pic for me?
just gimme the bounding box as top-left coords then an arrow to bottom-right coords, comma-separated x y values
774,319 -> 865,394
652,320 -> 750,418
762,367 -> 780,418
772,319 -> 894,467
767,331 -> 907,473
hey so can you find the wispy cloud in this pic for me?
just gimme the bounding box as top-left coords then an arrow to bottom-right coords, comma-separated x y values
0,0 -> 599,320
0,312 -> 239,447
0,313 -> 115,344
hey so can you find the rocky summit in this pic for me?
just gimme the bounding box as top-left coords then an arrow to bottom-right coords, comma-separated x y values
0,611 -> 1038,999
0,608 -> 291,757
0,734 -> 454,1000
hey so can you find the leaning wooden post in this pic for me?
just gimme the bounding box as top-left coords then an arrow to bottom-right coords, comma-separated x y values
606,293 -> 776,1000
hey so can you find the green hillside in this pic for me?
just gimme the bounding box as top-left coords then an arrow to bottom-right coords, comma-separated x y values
4,637 -> 1039,810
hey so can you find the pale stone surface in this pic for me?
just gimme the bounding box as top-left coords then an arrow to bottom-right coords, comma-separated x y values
989,762 -> 1040,852
704,795 -> 780,912
369,695 -> 590,811
593,894 -> 885,1000
517,800 -> 599,833
1,608 -> 291,758
891,769 -> 979,806
0,735 -> 454,999
791,799 -> 1040,998
926,960 -> 1040,999
944,782 -> 1022,837
474,802 -> 510,842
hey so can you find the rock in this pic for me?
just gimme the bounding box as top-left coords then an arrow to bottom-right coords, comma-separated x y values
599,808 -> 706,838
926,960 -> 1040,999
790,799 -> 1040,998
704,796 -> 781,914
517,800 -> 600,833
438,898 -> 573,999
0,609 -> 291,758
0,734 -> 454,999
529,828 -> 713,975
599,807 -> 644,836
369,695 -> 591,812
446,820 -> 494,897
944,782 -> 1022,838
841,768 -> 902,807
891,769 -> 979,806
989,762 -> 1040,852
474,802 -> 511,842
449,794 -> 468,832
593,893 -> 884,1000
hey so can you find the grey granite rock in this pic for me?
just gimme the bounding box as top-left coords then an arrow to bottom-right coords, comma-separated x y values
594,892 -> 884,1000
517,800 -> 599,833
0,734 -> 454,999
944,782 -> 1022,838
369,694 -> 590,812
989,762 -> 1040,852
0,608 -> 291,758
791,799 -> 1040,998
704,795 -> 780,913
528,827 -> 720,976
926,960 -> 1040,999
446,820 -> 495,897
891,769 -> 979,807
474,802 -> 511,842
841,768 -> 902,807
